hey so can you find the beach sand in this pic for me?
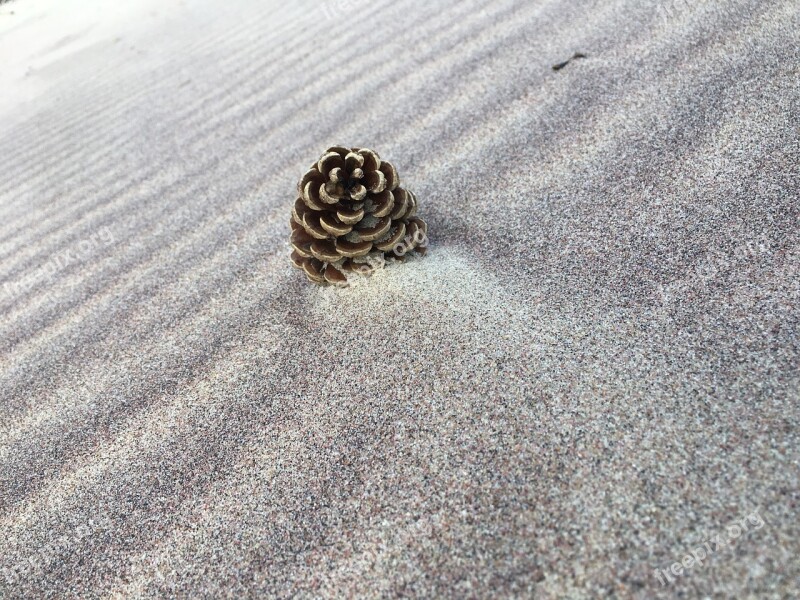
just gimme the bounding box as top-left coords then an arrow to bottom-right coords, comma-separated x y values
0,0 -> 798,597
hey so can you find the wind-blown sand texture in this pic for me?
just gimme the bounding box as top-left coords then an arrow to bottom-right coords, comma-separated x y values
0,0 -> 798,597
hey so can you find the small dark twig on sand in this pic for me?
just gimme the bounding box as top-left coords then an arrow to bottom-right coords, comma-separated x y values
552,52 -> 587,71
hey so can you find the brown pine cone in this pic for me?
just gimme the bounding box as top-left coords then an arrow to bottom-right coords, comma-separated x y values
290,146 -> 428,286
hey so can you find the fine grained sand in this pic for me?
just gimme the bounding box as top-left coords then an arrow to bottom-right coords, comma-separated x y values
0,0 -> 798,597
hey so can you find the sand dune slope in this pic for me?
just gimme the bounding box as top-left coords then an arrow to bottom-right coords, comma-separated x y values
0,0 -> 798,597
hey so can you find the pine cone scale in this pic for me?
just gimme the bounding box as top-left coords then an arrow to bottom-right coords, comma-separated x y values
357,149 -> 380,172
344,152 -> 365,172
292,198 -> 309,223
326,145 -> 351,156
309,239 -> 340,262
302,258 -> 325,283
379,162 -> 398,191
302,182 -> 328,211
324,265 -> 347,285
354,216 -> 391,241
363,170 -> 386,193
301,213 -> 328,239
318,152 -> 344,175
389,191 -> 409,220
319,213 -> 352,236
335,238 -> 372,257
299,169 -> 324,195
336,206 -> 365,225
319,184 -> 340,205
370,190 -> 394,217
289,249 -> 303,266
374,222 -> 406,251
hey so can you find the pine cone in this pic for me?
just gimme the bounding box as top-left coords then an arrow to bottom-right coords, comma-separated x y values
290,146 -> 427,285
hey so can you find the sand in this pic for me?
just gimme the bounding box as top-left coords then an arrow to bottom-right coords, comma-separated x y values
0,0 -> 798,597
